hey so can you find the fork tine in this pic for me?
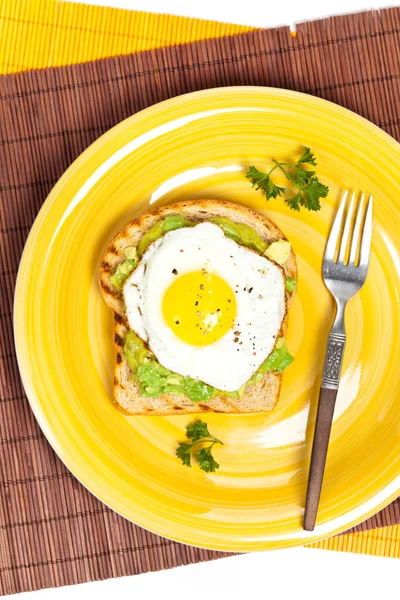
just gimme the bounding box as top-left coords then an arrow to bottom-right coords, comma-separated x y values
338,192 -> 355,263
349,193 -> 365,265
324,190 -> 348,262
359,194 -> 373,268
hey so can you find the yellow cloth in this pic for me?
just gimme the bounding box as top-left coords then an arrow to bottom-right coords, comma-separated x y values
0,0 -> 252,74
1,0 -> 398,559
314,526 -> 400,558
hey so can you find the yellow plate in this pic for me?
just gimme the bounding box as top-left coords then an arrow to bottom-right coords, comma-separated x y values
15,87 -> 400,551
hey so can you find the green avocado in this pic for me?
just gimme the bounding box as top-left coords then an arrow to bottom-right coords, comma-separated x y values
135,352 -> 215,401
123,330 -> 153,375
137,215 -> 191,256
109,246 -> 138,290
248,338 -> 294,384
264,240 -> 291,265
258,337 -> 294,374
215,383 -> 246,399
286,277 -> 297,293
124,330 -> 293,403
137,220 -> 164,256
110,216 -> 191,289
210,217 -> 268,254
124,331 -> 216,400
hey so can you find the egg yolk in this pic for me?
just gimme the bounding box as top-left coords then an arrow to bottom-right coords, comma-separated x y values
162,271 -> 237,346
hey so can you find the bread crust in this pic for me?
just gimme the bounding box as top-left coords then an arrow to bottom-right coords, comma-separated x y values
100,200 -> 297,415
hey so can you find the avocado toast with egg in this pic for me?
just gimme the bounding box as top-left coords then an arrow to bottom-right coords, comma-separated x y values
100,200 -> 297,415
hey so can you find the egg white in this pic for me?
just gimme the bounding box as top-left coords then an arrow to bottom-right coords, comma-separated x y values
123,223 -> 286,392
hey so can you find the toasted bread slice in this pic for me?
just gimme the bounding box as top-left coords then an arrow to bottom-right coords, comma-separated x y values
101,200 -> 297,415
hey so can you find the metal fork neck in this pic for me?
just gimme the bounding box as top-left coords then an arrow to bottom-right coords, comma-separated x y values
331,298 -> 346,335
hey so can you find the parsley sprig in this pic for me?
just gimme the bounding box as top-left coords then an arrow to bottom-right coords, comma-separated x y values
176,420 -> 223,473
246,147 -> 328,212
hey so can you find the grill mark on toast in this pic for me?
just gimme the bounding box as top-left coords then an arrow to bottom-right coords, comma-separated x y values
116,353 -> 122,364
114,333 -> 123,346
100,279 -> 112,293
114,313 -> 123,323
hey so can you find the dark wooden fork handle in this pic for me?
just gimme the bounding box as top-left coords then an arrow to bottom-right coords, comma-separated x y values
304,387 -> 339,531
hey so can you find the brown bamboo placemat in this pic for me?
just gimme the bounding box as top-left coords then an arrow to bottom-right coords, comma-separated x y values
1,6 -> 400,596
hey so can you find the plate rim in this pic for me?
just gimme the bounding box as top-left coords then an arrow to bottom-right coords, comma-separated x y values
14,85 -> 400,551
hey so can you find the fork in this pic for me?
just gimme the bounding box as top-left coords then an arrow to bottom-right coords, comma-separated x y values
303,190 -> 373,531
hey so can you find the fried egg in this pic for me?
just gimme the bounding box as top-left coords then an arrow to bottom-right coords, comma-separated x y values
123,222 -> 286,391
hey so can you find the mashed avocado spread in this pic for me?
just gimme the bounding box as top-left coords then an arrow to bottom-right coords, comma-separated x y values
124,330 -> 293,400
114,215 -> 295,401
124,330 -> 219,401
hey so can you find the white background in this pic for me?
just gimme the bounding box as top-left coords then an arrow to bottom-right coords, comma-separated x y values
28,1 -> 399,598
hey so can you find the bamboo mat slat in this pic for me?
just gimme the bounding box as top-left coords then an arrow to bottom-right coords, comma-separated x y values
1,5 -> 400,596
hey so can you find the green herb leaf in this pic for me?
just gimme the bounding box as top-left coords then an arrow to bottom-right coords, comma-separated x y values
286,277 -> 297,293
186,420 -> 212,442
266,179 -> 286,200
291,166 -> 315,185
176,442 -> 192,467
245,165 -> 270,190
196,446 -> 220,473
176,420 -> 223,472
301,178 -> 329,211
285,191 -> 302,212
246,147 -> 328,212
296,147 -> 317,166
246,166 -> 285,200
